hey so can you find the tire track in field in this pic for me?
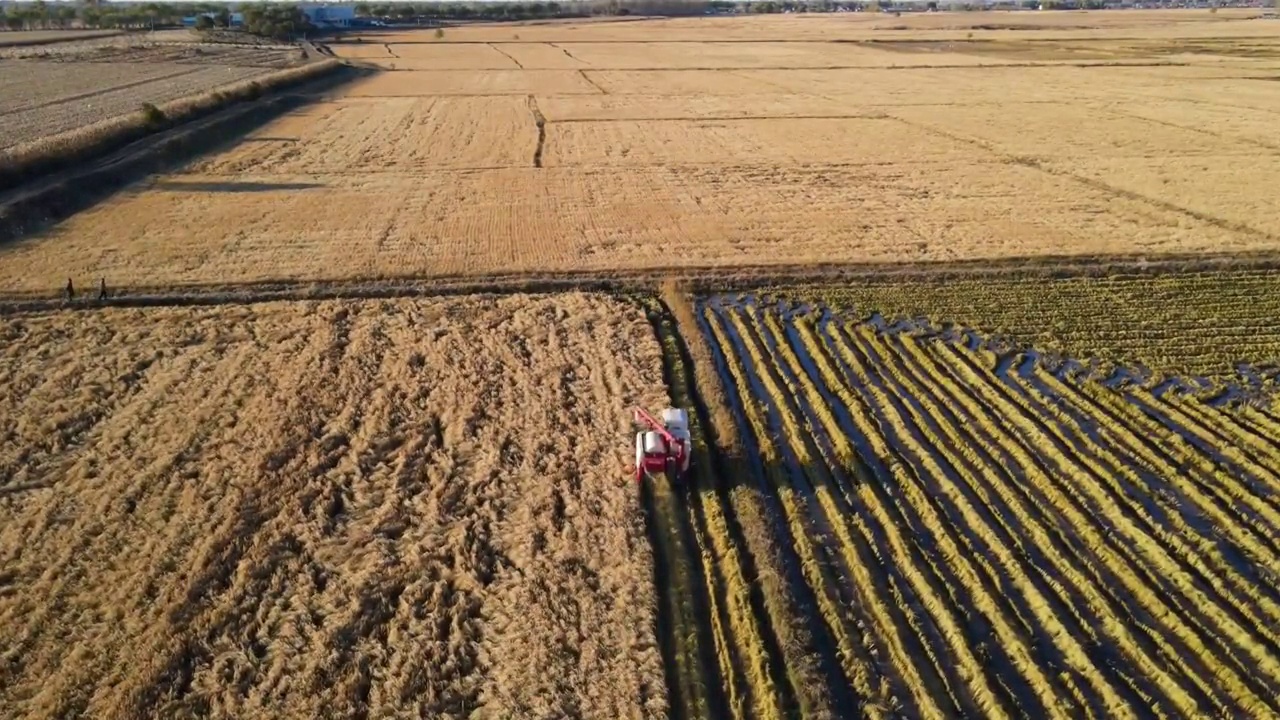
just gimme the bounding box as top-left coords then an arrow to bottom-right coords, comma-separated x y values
820,320 -> 1040,720
653,304 -> 789,720
1020,368 -> 1280,628
909,333 -> 1214,717
740,306 -> 903,716
983,354 -> 1280,700
647,312 -> 733,720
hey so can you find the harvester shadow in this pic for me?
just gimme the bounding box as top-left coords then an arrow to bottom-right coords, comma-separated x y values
640,472 -> 729,720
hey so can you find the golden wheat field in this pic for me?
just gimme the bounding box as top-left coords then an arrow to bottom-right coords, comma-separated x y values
0,293 -> 669,720
1,11 -> 1279,293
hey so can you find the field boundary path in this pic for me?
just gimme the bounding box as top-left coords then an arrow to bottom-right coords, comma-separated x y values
3,252 -> 1280,313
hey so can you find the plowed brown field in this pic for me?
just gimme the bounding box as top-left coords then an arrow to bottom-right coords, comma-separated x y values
0,293 -> 668,720
0,39 -> 303,151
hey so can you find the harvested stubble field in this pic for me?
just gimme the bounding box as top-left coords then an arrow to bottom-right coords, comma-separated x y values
0,36 -> 305,150
647,293 -> 1280,719
0,293 -> 668,720
3,11 -> 1280,292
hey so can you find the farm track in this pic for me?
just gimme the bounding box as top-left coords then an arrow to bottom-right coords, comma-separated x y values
5,251 -> 1280,313
671,296 -> 1280,717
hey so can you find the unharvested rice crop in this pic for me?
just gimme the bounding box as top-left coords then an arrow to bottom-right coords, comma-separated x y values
0,293 -> 668,720
655,293 -> 1280,718
771,270 -> 1280,384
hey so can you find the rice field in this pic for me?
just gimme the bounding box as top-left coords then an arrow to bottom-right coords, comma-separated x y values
3,12 -> 1280,293
768,270 -> 1280,384
0,293 -> 668,720
641,292 -> 1280,719
1,11 -> 1279,720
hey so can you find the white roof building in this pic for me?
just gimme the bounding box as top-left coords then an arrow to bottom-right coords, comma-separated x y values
301,5 -> 356,27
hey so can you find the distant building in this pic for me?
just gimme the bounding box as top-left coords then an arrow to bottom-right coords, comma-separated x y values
300,5 -> 356,28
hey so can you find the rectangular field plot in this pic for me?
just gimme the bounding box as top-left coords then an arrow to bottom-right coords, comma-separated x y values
1041,155 -> 1280,238
190,96 -> 537,173
1,162 -> 1251,290
694,297 -> 1280,718
583,69 -> 784,95
339,69 -> 600,96
0,61 -> 194,115
327,42 -> 395,59
494,42 -> 590,69
0,295 -> 667,720
545,41 -> 900,69
1117,76 -> 1280,113
890,102 -> 1257,159
542,117 -> 982,167
538,93 -> 857,121
737,66 -> 1112,103
384,42 -> 522,68
1092,98 -> 1280,151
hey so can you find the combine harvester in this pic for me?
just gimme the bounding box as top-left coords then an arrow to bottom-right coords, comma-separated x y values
632,406 -> 692,483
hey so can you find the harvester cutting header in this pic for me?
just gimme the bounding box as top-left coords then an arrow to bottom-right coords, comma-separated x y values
633,406 -> 692,483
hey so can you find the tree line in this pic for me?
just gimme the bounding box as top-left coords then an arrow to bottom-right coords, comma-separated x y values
0,0 -> 1141,34
1,2 -> 228,31
0,2 -> 313,38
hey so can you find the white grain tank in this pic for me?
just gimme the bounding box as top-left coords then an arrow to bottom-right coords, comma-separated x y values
643,431 -> 668,455
662,408 -> 693,474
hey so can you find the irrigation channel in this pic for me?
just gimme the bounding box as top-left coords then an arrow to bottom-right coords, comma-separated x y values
642,294 -> 1280,720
